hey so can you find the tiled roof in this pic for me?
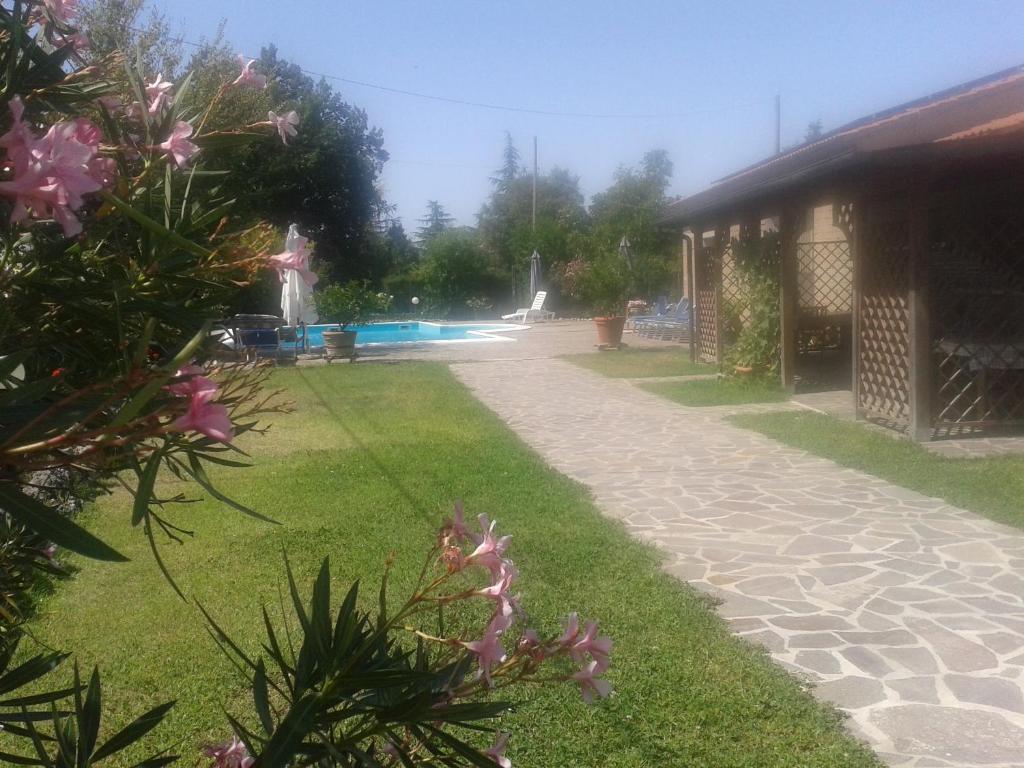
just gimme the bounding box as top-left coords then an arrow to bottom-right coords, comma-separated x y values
660,65 -> 1024,226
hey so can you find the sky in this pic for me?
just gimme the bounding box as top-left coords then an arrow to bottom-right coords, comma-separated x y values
163,0 -> 1024,228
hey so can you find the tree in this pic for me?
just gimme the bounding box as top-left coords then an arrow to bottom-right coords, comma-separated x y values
477,160 -> 588,307
79,0 -> 183,76
416,200 -> 455,246
805,119 -> 823,142
489,131 -> 521,190
587,149 -> 677,300
417,230 -> 505,317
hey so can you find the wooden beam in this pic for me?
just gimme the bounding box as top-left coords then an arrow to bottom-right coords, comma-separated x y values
907,185 -> 932,441
713,225 -> 728,365
849,199 -> 865,420
688,227 -> 704,362
686,230 -> 698,363
778,205 -> 800,392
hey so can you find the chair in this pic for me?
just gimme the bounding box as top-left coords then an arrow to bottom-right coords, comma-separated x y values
634,299 -> 691,342
502,291 -> 555,323
224,314 -> 285,361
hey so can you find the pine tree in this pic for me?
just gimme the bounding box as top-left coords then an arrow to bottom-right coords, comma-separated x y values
416,200 -> 455,246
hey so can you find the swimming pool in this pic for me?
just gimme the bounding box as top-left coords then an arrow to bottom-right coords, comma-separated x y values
292,322 -> 525,348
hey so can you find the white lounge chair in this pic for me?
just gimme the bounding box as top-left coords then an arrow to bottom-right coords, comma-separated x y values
502,291 -> 555,323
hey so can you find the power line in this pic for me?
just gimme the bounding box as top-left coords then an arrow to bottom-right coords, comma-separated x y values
162,31 -> 769,121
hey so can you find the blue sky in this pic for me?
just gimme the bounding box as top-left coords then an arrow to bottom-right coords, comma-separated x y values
165,0 -> 1024,227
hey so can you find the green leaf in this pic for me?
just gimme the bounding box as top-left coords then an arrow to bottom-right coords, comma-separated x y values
252,660 -> 274,736
100,192 -> 211,259
184,455 -> 277,525
255,692 -> 320,768
132,445 -> 166,526
77,666 -> 101,768
90,700 -> 175,762
0,485 -> 127,562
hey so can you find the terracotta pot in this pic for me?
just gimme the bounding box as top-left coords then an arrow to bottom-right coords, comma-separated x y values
734,365 -> 754,376
594,316 -> 626,347
323,329 -> 357,360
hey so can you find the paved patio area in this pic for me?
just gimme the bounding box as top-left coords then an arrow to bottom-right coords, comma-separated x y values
453,356 -> 1024,768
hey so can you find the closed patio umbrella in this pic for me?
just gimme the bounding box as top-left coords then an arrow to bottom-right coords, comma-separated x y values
281,224 -> 317,327
529,250 -> 542,298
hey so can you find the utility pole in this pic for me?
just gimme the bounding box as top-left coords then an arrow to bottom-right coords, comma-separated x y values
531,136 -> 538,232
774,94 -> 781,154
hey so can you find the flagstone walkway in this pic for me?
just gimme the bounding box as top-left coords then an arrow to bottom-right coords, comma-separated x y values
452,358 -> 1024,768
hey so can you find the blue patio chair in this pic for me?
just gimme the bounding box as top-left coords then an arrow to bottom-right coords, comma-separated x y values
634,299 -> 691,341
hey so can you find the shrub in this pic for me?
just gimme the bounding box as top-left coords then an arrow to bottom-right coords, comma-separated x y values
314,281 -> 390,329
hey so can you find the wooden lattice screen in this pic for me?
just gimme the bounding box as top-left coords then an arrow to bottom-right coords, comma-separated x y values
930,189 -> 1024,427
797,241 -> 853,314
858,207 -> 911,424
695,236 -> 718,363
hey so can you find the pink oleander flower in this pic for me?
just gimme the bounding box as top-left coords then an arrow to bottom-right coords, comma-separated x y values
465,514 -> 512,574
0,100 -> 104,237
269,227 -> 318,287
449,500 -> 472,542
232,56 -> 267,89
166,365 -> 218,398
267,110 -> 298,145
146,73 -> 174,115
476,560 -> 518,619
42,544 -> 57,560
171,389 -> 233,443
569,619 -> 612,667
160,121 -> 199,168
461,614 -> 508,685
202,737 -> 253,768
572,659 -> 612,704
483,732 -> 511,768
555,612 -> 580,647
42,0 -> 77,24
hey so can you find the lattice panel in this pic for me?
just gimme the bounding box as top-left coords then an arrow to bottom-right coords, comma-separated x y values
797,241 -> 853,314
930,191 -> 1024,426
858,211 -> 910,423
696,287 -> 717,362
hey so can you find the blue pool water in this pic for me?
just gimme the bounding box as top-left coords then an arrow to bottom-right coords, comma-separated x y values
292,322 -> 518,348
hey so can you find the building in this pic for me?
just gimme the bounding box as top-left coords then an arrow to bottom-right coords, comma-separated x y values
660,65 -> 1024,441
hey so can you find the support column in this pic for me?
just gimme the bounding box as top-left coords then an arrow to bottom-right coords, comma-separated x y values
713,225 -> 728,365
778,205 -> 800,393
848,199 -> 864,420
686,229 -> 699,362
907,185 -> 931,441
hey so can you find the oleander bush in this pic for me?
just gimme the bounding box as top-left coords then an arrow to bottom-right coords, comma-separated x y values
0,3 -> 610,765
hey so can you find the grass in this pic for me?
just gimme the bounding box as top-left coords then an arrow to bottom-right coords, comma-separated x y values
730,410 -> 1024,531
20,364 -> 880,768
641,377 -> 789,407
561,347 -> 713,378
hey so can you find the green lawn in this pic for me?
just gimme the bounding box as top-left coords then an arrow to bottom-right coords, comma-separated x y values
730,411 -> 1024,531
642,377 -> 788,407
21,365 -> 880,768
561,347 -> 713,378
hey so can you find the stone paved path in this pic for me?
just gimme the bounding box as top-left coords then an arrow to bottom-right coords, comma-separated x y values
453,358 -> 1024,768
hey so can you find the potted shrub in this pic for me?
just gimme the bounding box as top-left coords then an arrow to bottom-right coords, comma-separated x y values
577,254 -> 631,347
314,282 -> 389,359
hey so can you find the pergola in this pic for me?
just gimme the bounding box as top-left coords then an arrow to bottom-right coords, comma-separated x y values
661,66 -> 1024,441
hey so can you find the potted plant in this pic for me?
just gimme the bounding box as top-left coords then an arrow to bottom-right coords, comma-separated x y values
576,254 -> 631,347
313,282 -> 389,359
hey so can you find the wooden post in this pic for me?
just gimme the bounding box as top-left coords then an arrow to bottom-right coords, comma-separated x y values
849,199 -> 864,419
907,185 -> 931,441
778,205 -> 800,393
713,225 -> 728,365
690,227 -> 704,363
